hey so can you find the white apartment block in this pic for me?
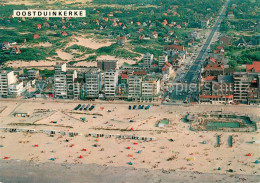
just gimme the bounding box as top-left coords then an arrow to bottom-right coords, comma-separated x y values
128,75 -> 142,98
66,70 -> 77,99
104,70 -> 118,98
8,81 -> 24,97
54,63 -> 67,73
143,53 -> 153,68
85,69 -> 101,98
141,78 -> 160,98
159,54 -> 168,68
54,72 -> 67,99
73,82 -> 80,100
0,71 -> 16,97
27,70 -> 39,79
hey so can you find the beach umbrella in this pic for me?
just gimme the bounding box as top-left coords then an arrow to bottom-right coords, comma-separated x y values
82,148 -> 87,151
127,162 -> 133,165
246,153 -> 252,157
49,158 -> 55,161
255,160 -> 259,164
79,155 -> 83,159
137,150 -> 142,154
130,128 -> 134,131
100,107 -> 104,110
128,154 -> 133,157
126,146 -> 131,149
33,144 -> 39,147
133,142 -> 138,145
217,167 -> 221,170
3,157 -> 9,160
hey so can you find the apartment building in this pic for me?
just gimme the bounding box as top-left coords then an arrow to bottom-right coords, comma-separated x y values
143,53 -> 154,68
159,54 -> 168,68
66,70 -> 78,99
233,72 -> 250,103
84,68 -> 101,99
128,74 -> 142,99
53,72 -> 67,99
104,70 -> 118,98
54,63 -> 67,73
97,60 -> 118,71
8,81 -> 24,97
199,75 -> 234,104
73,81 -> 81,100
27,70 -> 39,79
0,70 -> 16,98
141,78 -> 160,99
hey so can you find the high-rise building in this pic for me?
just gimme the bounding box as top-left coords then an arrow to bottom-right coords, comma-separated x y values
54,72 -> 67,99
84,68 -> 101,99
159,54 -> 168,68
97,60 -> 118,71
143,53 -> 153,68
128,74 -> 142,98
0,70 -> 16,98
54,63 -> 67,73
66,70 -> 78,99
104,70 -> 118,98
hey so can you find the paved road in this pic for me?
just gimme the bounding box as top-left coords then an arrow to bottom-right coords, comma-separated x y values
169,0 -> 230,102
184,0 -> 229,84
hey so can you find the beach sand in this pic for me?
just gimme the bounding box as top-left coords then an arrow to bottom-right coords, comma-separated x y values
0,99 -> 259,181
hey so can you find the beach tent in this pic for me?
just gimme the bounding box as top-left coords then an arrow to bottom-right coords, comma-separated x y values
127,162 -> 133,165
49,158 -> 55,161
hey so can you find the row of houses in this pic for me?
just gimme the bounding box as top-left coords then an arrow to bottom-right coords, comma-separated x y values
199,46 -> 260,104
52,62 -> 162,101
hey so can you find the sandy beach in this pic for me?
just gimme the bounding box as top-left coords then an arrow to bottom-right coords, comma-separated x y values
0,160 -> 259,183
0,99 -> 259,181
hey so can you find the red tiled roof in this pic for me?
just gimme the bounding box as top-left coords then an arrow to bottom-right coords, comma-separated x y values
133,71 -> 146,75
163,44 -> 184,51
199,95 -> 221,99
202,76 -> 216,81
205,64 -> 224,70
61,31 -> 68,36
217,46 -> 224,50
162,67 -> 168,71
36,24 -> 41,28
164,62 -> 172,67
33,34 -> 40,39
246,61 -> 260,73
210,57 -> 216,63
224,95 -> 233,99
121,74 -> 128,79
13,45 -> 21,53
